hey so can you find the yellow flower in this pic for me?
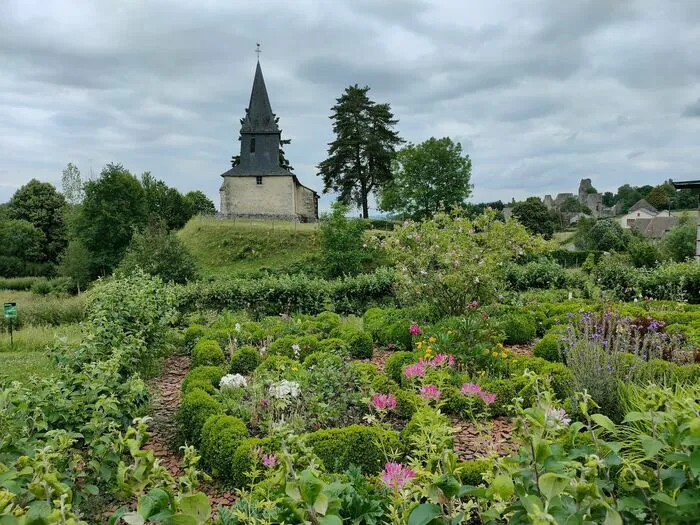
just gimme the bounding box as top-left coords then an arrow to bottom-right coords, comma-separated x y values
478,370 -> 485,376
291,366 -> 298,372
428,336 -> 437,344
416,341 -> 423,349
501,352 -> 508,359
492,351 -> 499,358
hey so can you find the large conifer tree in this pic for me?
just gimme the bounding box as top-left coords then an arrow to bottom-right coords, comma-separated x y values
317,85 -> 402,218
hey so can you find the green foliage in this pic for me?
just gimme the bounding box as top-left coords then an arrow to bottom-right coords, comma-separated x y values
183,190 -> 216,216
314,311 -> 342,334
61,162 -> 84,205
662,222 -> 696,262
589,218 -> 627,251
230,437 -> 278,487
304,424 -> 402,474
336,327 -> 374,358
181,366 -> 226,395
141,172 -> 192,231
7,178 -> 68,263
183,324 -> 207,353
385,352 -> 417,383
317,84 -> 402,218
76,163 -> 147,274
316,337 -> 350,357
500,313 -> 536,344
533,333 -> 562,362
379,136 -> 472,220
381,209 -> 549,316
457,459 -> 490,486
627,236 -> 661,268
506,258 -> 567,290
268,335 -> 319,361
199,414 -> 249,481
511,197 -> 558,239
117,223 -> 198,284
319,202 -> 367,277
191,339 -> 225,368
394,388 -> 420,420
229,345 -> 261,375
178,388 -> 222,446
58,239 -> 92,292
0,219 -> 45,276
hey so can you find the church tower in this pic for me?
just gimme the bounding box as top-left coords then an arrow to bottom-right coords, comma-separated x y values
219,57 -> 318,221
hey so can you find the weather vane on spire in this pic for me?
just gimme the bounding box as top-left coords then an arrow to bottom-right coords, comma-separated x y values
255,43 -> 261,60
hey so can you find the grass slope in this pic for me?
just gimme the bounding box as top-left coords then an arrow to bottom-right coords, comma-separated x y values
178,216 -> 321,277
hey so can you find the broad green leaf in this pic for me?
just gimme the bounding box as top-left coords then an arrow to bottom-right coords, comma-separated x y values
299,470 -> 324,506
591,414 -> 616,432
623,412 -> 647,423
491,474 -> 515,500
690,448 -> 700,477
539,473 -> 568,500
139,488 -> 170,519
313,492 -> 330,515
85,484 -> 100,496
178,493 -> 211,525
640,436 -> 665,459
162,515 -> 197,525
318,515 -> 343,525
285,481 -> 301,500
520,494 -> 544,514
435,474 -> 462,499
603,509 -> 622,525
408,503 -> 442,525
651,492 -> 677,507
121,512 -> 146,525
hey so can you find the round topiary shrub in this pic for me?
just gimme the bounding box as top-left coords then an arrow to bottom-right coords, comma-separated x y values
303,351 -> 344,370
304,425 -> 402,475
178,389 -> 222,446
457,459 -> 490,486
338,328 -> 374,359
315,311 -> 341,336
533,334 -> 562,362
256,354 -> 300,380
501,313 -> 536,345
181,366 -> 226,394
229,345 -> 261,375
191,339 -> 225,368
230,437 -> 278,487
200,414 -> 249,481
268,335 -> 319,361
387,319 -> 413,351
349,362 -> 378,384
182,378 -> 216,396
385,352 -> 417,384
184,324 -> 206,352
317,338 -> 350,357
394,388 -> 419,420
370,372 -> 396,393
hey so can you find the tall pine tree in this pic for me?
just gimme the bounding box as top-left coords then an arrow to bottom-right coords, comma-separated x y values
317,85 -> 402,218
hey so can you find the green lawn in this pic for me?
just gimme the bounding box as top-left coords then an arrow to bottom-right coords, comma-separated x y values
178,216 -> 321,277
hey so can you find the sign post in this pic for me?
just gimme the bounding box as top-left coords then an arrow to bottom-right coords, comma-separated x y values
4,302 -> 17,346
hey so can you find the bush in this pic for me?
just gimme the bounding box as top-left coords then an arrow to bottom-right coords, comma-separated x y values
349,362 -> 378,384
317,338 -> 350,357
532,334 -> 562,362
336,328 -> 374,359
256,355 -> 299,379
314,311 -> 341,335
479,376 -> 535,417
0,276 -> 47,291
181,366 -> 226,395
303,351 -> 344,370
506,259 -> 567,290
384,352 -> 416,384
387,319 -> 413,351
191,339 -> 225,368
304,425 -> 402,475
394,388 -> 420,420
457,459 -> 490,486
230,437 -> 278,487
500,313 -> 536,344
513,356 -> 573,401
268,335 -> 319,361
319,203 -> 367,278
441,385 -> 486,418
181,378 -> 216,396
632,359 -> 679,385
640,261 -> 700,303
200,415 -> 249,481
229,345 -> 261,375
183,324 -> 206,352
178,389 -> 222,445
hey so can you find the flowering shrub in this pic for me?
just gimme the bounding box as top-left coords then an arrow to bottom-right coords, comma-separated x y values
381,463 -> 416,490
219,373 -> 247,390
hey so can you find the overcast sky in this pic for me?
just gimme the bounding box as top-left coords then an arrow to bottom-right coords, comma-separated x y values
1,0 -> 699,212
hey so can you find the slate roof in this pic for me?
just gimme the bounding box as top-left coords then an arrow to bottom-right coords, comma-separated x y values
241,61 -> 279,134
631,216 -> 680,238
628,199 -> 658,214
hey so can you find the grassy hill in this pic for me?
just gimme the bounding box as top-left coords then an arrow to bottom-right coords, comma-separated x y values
178,216 -> 321,277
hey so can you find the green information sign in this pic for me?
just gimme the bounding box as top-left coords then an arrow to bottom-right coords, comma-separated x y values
4,302 -> 17,319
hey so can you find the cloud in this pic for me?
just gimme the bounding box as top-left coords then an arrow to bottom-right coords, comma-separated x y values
0,0 -> 699,210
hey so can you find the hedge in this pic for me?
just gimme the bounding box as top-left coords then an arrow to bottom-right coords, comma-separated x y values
173,269 -> 397,317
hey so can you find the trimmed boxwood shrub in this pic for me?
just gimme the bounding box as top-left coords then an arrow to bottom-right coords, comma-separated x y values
457,459 -> 490,486
178,389 -> 222,446
229,345 -> 261,375
533,334 -> 562,362
200,414 -> 249,481
268,335 -> 319,361
394,389 -> 420,420
500,313 -> 536,345
317,337 -> 350,357
257,354 -> 298,376
315,311 -> 341,335
181,366 -> 226,394
478,376 -> 536,418
370,373 -> 397,393
231,436 -> 279,488
385,352 -> 416,384
362,307 -> 389,342
191,339 -> 225,368
182,378 -> 216,396
183,324 -> 206,352
387,319 -> 413,351
350,362 -> 378,384
337,328 -> 374,359
512,356 -> 573,401
304,425 -> 402,475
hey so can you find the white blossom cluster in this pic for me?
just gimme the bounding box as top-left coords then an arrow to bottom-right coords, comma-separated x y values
220,373 -> 247,390
269,379 -> 300,399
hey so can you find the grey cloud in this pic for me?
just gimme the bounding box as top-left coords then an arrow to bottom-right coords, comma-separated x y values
627,151 -> 645,159
682,99 -> 700,118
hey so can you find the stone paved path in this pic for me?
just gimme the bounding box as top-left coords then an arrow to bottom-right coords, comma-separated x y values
451,416 -> 517,461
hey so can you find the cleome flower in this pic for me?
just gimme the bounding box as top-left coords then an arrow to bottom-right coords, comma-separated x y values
269,379 -> 301,399
545,407 -> 571,430
403,360 -> 427,379
381,463 -> 416,490
371,393 -> 397,411
220,373 -> 247,390
409,323 -> 421,336
261,454 -> 278,468
419,384 -> 442,401
461,383 -> 482,395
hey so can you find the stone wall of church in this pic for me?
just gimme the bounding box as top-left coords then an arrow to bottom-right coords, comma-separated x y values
219,176 -> 295,217
294,183 -> 318,221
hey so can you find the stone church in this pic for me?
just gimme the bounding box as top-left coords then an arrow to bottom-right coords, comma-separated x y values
219,61 -> 319,221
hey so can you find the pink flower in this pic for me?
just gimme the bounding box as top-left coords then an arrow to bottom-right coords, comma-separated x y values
260,399 -> 269,406
430,354 -> 455,368
461,383 -> 482,395
403,360 -> 427,379
381,463 -> 416,490
409,323 -> 421,336
262,454 -> 278,468
467,300 -> 479,309
479,391 -> 497,405
419,385 -> 442,400
414,235 -> 421,241
545,407 -> 571,429
371,393 -> 397,411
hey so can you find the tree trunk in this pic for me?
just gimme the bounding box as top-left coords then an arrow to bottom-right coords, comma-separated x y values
361,194 -> 369,219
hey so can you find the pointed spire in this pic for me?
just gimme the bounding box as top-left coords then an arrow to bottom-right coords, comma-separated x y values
241,61 -> 279,133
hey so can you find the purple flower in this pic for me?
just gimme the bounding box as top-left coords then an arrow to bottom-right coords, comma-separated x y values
371,393 -> 397,411
461,383 -> 482,395
545,408 -> 571,430
381,463 -> 416,490
419,385 -> 442,401
404,360 -> 427,379
479,391 -> 497,405
430,354 -> 455,368
409,323 -> 421,336
262,454 -> 278,468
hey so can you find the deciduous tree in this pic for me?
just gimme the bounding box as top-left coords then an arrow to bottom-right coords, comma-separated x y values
511,198 -> 558,239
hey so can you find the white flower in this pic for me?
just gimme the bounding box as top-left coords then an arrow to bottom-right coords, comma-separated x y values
220,374 -> 247,390
291,344 -> 301,359
269,380 -> 301,399
545,407 -> 571,430
235,323 -> 241,332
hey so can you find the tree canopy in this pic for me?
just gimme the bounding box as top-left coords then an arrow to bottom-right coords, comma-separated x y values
317,85 -> 402,218
511,198 -> 558,239
184,191 -> 216,216
379,137 -> 472,220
